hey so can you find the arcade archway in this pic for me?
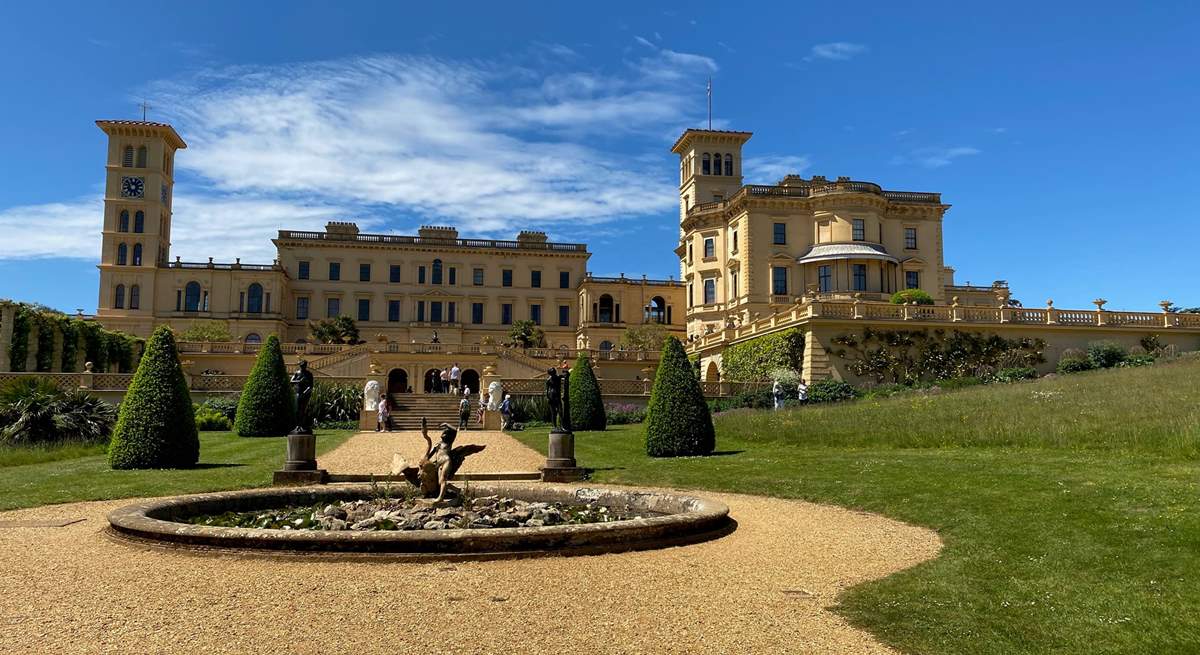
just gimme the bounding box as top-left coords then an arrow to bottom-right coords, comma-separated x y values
388,368 -> 409,395
460,369 -> 480,395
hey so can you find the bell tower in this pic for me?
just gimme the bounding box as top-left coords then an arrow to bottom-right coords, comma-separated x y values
671,129 -> 753,226
95,120 -> 186,318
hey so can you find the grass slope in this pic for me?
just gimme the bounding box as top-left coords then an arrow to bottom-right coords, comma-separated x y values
0,429 -> 354,511
513,359 -> 1200,655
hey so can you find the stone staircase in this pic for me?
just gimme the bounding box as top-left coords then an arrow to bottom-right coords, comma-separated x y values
386,393 -> 477,431
306,344 -> 370,377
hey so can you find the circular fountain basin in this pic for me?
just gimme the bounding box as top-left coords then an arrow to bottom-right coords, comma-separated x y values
106,483 -> 733,559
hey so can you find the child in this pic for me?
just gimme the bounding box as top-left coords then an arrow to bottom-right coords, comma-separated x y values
500,394 -> 513,429
458,393 -> 471,429
376,393 -> 390,432
478,391 -> 490,425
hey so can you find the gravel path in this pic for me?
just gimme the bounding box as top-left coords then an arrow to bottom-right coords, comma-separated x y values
0,431 -> 941,654
319,430 -> 545,474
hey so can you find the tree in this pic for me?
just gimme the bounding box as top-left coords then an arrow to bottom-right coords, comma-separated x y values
569,353 -> 606,430
309,316 -> 359,344
644,337 -> 714,457
234,334 -> 295,437
108,326 -> 199,469
890,289 -> 935,305
177,320 -> 233,342
619,323 -> 667,352
507,319 -> 546,348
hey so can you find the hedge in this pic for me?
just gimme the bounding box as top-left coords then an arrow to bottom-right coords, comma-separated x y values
108,326 -> 199,469
720,328 -> 805,383
645,337 -> 714,457
569,353 -> 606,430
234,334 -> 296,437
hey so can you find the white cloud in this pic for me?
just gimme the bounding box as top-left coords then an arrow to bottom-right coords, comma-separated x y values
808,42 -> 869,61
0,198 -> 102,260
743,155 -> 812,183
892,146 -> 981,169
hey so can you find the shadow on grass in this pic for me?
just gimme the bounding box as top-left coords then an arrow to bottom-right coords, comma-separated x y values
709,450 -> 745,457
190,463 -> 246,470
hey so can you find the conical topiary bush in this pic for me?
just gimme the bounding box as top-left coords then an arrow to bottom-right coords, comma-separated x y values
644,336 -> 715,457
234,334 -> 295,437
108,325 -> 199,469
569,352 -> 606,431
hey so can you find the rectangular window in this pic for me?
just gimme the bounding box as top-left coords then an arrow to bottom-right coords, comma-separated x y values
430,301 -> 443,323
238,292 -> 245,313
688,283 -> 694,307
389,265 -> 401,283
388,300 -> 400,322
418,266 -> 426,284
818,265 -> 831,293
558,304 -> 569,326
732,231 -> 738,252
703,278 -> 716,305
730,270 -> 739,298
905,227 -> 918,249
357,298 -> 370,322
448,302 -> 456,324
471,302 -> 484,324
175,289 -> 181,311
473,268 -> 484,286
326,297 -> 340,318
530,304 -> 541,325
703,237 -> 715,258
416,301 -> 425,322
853,264 -> 867,291
328,262 -> 340,281
298,261 -> 310,280
359,263 -> 371,282
296,297 -> 309,320
559,271 -> 570,289
502,269 -> 513,287
501,303 -> 513,325
772,267 -> 788,295
853,218 -> 865,241
906,271 -> 920,289
531,270 -> 541,288
773,222 -> 786,245
448,267 -> 457,286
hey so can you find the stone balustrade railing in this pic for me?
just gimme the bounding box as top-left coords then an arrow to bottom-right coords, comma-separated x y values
176,341 -> 662,362
0,371 -> 363,393
500,377 -> 757,398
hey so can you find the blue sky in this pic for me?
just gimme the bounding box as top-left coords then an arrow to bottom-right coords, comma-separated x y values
1,1 -> 1197,313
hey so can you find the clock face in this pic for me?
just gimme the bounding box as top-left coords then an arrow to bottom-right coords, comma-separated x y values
121,176 -> 145,199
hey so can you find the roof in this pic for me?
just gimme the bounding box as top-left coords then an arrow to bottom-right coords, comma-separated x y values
797,243 -> 898,264
95,120 -> 187,149
671,128 -> 754,153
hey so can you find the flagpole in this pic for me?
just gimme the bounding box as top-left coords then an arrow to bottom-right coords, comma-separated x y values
707,77 -> 712,129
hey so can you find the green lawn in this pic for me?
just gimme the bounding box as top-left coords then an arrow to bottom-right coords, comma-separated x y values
0,429 -> 355,511
513,359 -> 1200,655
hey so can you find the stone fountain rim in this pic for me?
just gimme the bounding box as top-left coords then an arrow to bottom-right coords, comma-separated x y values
105,482 -> 733,559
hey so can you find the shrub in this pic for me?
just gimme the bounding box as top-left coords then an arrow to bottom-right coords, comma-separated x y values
620,324 -> 667,351
234,335 -> 295,437
178,320 -> 233,342
193,406 -> 232,431
645,337 -> 715,457
569,354 -> 606,430
308,315 -> 360,344
310,381 -> 361,424
1056,349 -> 1095,374
199,394 -> 240,422
510,395 -> 551,424
721,328 -> 804,383
1087,340 -> 1128,369
808,379 -> 860,403
507,319 -> 546,348
890,289 -> 935,305
605,403 -> 646,425
1120,354 -> 1156,368
0,378 -> 117,445
832,327 -> 1045,384
709,388 -> 774,413
994,367 -> 1037,383
108,326 -> 199,469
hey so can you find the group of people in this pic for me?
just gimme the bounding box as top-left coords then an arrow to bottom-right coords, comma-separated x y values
771,378 -> 809,410
373,380 -> 515,432
429,363 -> 463,394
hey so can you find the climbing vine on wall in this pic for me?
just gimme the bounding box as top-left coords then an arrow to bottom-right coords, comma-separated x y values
721,328 -> 806,382
34,316 -> 55,372
830,327 -> 1045,385
7,306 -> 31,372
2,301 -> 141,373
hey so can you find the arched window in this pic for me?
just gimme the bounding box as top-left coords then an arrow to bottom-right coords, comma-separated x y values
644,296 -> 666,324
246,283 -> 264,313
136,146 -> 147,168
116,243 -> 128,265
598,294 -> 614,323
599,340 -> 614,352
118,210 -> 129,232
244,333 -> 262,345
134,211 -> 144,233
129,284 -> 140,310
712,152 -> 722,175
122,146 -> 134,168
701,153 -> 711,175
114,284 -> 125,309
432,259 -> 443,285
132,244 -> 142,266
184,281 -> 201,312
724,153 -> 733,176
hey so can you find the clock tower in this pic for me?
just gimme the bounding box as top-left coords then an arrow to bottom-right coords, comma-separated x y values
95,120 -> 186,321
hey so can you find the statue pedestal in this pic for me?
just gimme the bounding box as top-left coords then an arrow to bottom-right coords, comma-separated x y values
273,430 -> 328,485
541,429 -> 584,482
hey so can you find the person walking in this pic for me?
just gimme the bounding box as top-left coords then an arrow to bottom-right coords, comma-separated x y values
478,390 -> 490,425
440,367 -> 450,394
797,378 -> 809,404
772,380 -> 784,411
458,392 -> 471,430
500,394 -> 513,429
376,392 -> 390,432
449,363 -> 461,395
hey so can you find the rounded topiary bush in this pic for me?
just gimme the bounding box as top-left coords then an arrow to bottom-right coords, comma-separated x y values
108,326 -> 199,469
569,353 -> 606,431
890,289 -> 935,305
645,337 -> 714,457
234,335 -> 295,437
808,379 -> 860,403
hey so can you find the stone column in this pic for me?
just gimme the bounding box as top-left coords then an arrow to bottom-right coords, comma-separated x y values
25,328 -> 38,372
50,328 -> 64,372
801,327 -> 833,382
0,302 -> 13,372
74,334 -> 87,373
